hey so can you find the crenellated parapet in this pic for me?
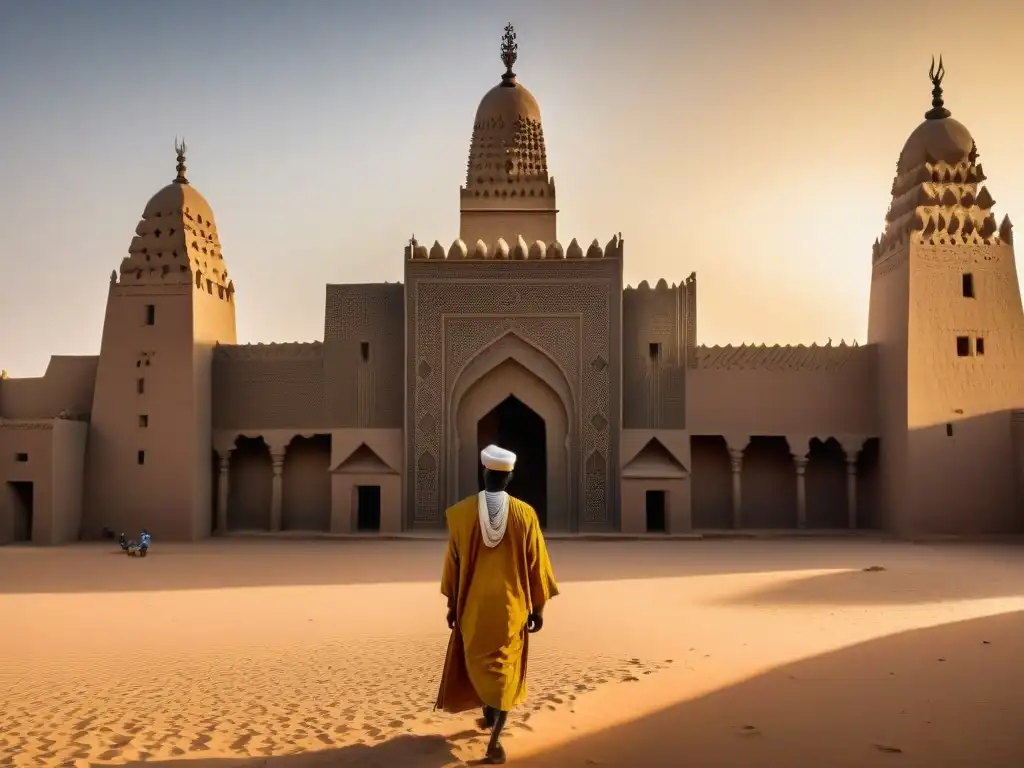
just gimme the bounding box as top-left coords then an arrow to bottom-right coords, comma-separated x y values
405,233 -> 623,261
697,341 -> 872,372
214,341 -> 323,361
623,277 -> 686,292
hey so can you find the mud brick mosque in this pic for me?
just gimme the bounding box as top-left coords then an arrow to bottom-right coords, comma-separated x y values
2,31 -> 1024,544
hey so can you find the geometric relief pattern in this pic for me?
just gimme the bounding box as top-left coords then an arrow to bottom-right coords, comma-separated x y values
415,452 -> 437,522
584,451 -> 607,523
407,265 -> 615,526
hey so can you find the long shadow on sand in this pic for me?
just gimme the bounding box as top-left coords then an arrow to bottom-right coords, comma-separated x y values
717,560 -> 1024,606
6,537 -> 1013,595
519,610 -> 1024,768
104,732 -> 473,768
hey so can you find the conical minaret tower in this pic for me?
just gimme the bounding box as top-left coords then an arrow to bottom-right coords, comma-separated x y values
867,58 -> 1024,535
84,141 -> 238,540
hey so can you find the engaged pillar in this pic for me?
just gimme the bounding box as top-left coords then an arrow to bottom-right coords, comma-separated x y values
845,454 -> 858,529
728,448 -> 744,529
270,451 -> 285,531
216,449 -> 232,534
793,455 -> 808,528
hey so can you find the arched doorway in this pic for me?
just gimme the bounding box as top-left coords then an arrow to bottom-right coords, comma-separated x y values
452,353 -> 571,530
477,395 -> 549,526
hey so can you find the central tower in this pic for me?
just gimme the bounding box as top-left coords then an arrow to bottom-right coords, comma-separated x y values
459,24 -> 557,246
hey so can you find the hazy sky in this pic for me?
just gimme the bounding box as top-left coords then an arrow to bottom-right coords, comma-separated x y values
2,0 -> 1023,377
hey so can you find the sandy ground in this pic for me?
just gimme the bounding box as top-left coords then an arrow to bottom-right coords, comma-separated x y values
1,537 -> 1023,768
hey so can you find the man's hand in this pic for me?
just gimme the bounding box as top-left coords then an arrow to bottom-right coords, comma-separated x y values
446,606 -> 457,630
527,613 -> 544,633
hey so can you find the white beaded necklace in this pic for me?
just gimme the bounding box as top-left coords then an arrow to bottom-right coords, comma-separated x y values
477,491 -> 509,547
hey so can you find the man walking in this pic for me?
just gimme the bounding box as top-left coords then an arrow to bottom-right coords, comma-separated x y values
435,444 -> 559,764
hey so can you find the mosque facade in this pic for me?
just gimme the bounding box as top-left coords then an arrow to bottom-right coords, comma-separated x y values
2,34 -> 1024,544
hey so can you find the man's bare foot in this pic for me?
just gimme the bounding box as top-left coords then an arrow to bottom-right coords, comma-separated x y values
481,742 -> 506,764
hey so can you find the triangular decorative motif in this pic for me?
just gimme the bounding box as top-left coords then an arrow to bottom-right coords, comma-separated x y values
622,438 -> 688,479
334,443 -> 396,474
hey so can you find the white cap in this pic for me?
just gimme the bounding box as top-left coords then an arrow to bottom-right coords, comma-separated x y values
480,444 -> 517,472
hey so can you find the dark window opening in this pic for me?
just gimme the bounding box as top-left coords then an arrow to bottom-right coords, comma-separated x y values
976,337 -> 985,355
962,273 -> 975,298
360,341 -> 370,362
356,485 -> 381,531
137,450 -> 146,465
137,377 -> 145,394
14,452 -> 28,463
946,423 -> 954,437
145,304 -> 156,325
645,490 -> 667,533
956,336 -> 970,357
648,342 -> 661,360
139,415 -> 149,428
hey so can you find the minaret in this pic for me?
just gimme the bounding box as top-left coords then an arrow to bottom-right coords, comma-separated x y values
867,58 -> 1024,534
459,24 -> 558,247
84,141 -> 237,540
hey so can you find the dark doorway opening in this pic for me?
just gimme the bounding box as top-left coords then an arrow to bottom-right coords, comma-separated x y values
356,485 -> 381,531
8,481 -> 34,542
645,490 -> 667,533
477,395 -> 548,527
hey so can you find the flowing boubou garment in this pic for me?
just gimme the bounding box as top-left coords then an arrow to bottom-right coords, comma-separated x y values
435,494 -> 559,713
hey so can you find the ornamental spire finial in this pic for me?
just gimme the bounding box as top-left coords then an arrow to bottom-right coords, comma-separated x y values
500,23 -> 518,87
925,55 -> 951,120
174,137 -> 189,184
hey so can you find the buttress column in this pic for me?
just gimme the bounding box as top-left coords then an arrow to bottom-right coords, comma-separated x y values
839,438 -> 864,530
793,454 -> 809,528
270,447 -> 286,532
728,448 -> 744,529
845,453 -> 858,529
216,448 -> 232,534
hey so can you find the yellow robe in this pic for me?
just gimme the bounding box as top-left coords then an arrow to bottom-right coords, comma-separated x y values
435,494 -> 559,713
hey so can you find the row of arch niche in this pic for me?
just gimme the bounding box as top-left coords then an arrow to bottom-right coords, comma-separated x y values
689,436 -> 880,529
223,435 -> 332,531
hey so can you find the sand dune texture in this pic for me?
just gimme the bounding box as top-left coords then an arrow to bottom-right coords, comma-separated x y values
1,537 -> 1023,767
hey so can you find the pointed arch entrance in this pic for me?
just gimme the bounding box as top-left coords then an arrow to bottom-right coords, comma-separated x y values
447,332 -> 575,531
477,393 -> 549,525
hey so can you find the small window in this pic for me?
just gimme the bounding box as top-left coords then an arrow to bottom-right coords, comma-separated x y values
946,423 -> 954,437
648,342 -> 661,360
956,336 -> 970,357
976,337 -> 985,355
137,450 -> 146,465
145,304 -> 156,325
962,273 -> 975,298
14,452 -> 28,463
137,377 -> 145,394
138,415 -> 149,428
360,341 -> 370,362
